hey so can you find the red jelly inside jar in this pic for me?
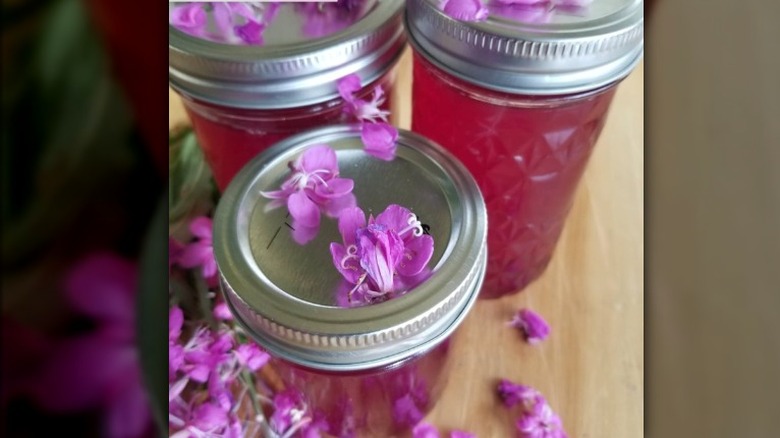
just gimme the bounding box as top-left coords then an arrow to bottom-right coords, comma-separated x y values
412,53 -> 617,298
183,74 -> 396,192
406,0 -> 643,297
169,0 -> 407,191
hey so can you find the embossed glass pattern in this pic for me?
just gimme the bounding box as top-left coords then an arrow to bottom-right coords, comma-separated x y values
411,53 -> 617,298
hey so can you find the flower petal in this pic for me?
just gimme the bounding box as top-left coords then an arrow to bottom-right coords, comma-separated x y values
361,123 -> 398,161
412,422 -> 440,438
212,3 -> 234,37
510,308 -> 551,344
358,226 -> 404,293
442,0 -> 489,22
104,368 -> 152,438
329,243 -> 363,284
375,204 -> 415,235
337,74 -> 362,104
235,20 -> 265,45
322,193 -> 357,219
397,234 -> 434,277
337,207 -> 366,246
301,144 -> 338,174
177,243 -> 213,269
170,4 -> 207,29
290,221 -> 320,245
64,252 -> 136,324
189,216 -> 213,241
169,306 -> 184,341
288,192 -> 321,228
313,177 -> 354,199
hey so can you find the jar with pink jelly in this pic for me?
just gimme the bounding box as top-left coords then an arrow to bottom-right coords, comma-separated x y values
406,0 -> 644,298
169,1 -> 406,191
213,125 -> 487,436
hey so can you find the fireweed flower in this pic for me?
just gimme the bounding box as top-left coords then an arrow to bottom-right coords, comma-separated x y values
330,204 -> 435,305
270,388 -> 327,437
440,0 -> 489,22
509,308 -> 551,344
177,216 -> 218,283
260,145 -> 356,244
489,0 -> 592,24
497,379 -> 544,409
169,2 -> 280,45
413,422 -> 440,438
296,0 -> 365,38
337,74 -> 399,160
515,398 -> 568,438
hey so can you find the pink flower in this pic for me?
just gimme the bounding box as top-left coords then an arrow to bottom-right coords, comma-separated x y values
497,379 -> 544,409
413,422 -> 440,438
234,19 -> 266,45
337,74 -> 399,161
271,388 -> 310,435
213,301 -> 233,321
170,3 -> 207,37
488,0 -> 592,24
170,401 -> 243,438
440,0 -> 489,22
296,0 -> 365,38
234,343 -> 269,372
509,308 -> 551,344
177,216 -> 217,282
27,253 -> 151,438
516,399 -> 568,438
330,205 -> 435,305
260,145 -> 356,244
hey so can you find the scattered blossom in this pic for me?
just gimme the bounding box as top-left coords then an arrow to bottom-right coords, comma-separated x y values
177,216 -> 217,283
497,379 -> 568,438
330,204 -> 434,306
509,308 -> 551,344
260,145 -> 356,244
296,0 -> 366,38
497,379 -> 544,409
413,422 -> 441,438
337,74 -> 399,160
516,399 -> 568,438
440,0 -> 489,22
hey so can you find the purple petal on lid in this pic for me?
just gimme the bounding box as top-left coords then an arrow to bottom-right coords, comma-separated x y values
301,144 -> 339,174
288,192 -> 321,228
313,177 -> 354,199
170,4 -> 207,29
361,123 -> 398,161
321,192 -> 357,219
235,20 -> 265,45
336,207 -> 367,247
329,243 -> 363,284
374,204 -> 414,234
291,222 -> 320,245
397,234 -> 434,277
441,0 -> 489,22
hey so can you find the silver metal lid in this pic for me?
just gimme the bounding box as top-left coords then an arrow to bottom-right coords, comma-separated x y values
406,0 -> 644,95
213,125 -> 487,371
169,1 -> 406,109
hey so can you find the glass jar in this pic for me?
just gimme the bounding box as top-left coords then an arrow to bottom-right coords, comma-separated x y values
169,1 -> 407,191
213,126 -> 487,436
406,0 -> 644,298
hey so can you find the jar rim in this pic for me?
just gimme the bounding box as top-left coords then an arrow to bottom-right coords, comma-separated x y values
169,1 -> 407,109
213,126 -> 488,371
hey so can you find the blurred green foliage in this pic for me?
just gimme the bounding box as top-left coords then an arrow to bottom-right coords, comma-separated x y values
1,0 -> 136,265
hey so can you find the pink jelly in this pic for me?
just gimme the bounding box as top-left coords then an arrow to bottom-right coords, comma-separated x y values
169,1 -> 407,191
213,126 -> 487,436
406,0 -> 644,297
183,74 -> 396,191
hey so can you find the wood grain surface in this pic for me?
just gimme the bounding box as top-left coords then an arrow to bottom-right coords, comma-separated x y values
169,48 -> 644,438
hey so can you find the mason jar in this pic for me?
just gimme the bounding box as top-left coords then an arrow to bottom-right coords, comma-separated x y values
213,125 -> 487,436
169,1 -> 407,191
406,0 -> 643,298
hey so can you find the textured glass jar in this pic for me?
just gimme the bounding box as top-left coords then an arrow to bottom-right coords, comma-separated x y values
169,1 -> 407,191
213,126 -> 487,436
406,0 -> 644,298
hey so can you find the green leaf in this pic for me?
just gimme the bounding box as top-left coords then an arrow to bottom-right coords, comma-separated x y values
137,193 -> 169,436
168,129 -> 216,235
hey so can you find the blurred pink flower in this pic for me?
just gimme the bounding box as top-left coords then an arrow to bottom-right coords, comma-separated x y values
509,308 -> 551,344
26,252 -> 151,438
177,216 -> 217,282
